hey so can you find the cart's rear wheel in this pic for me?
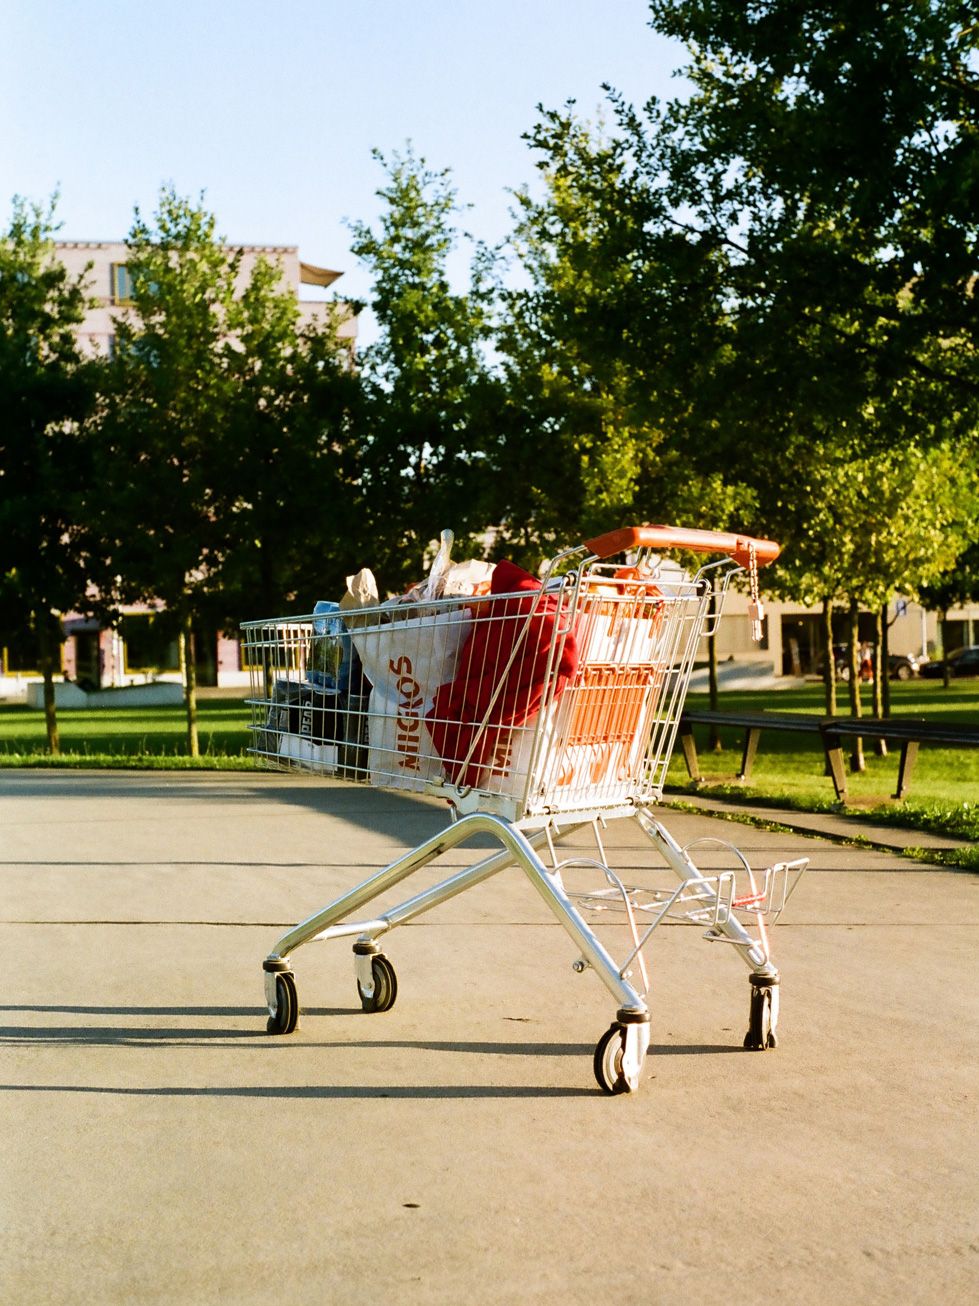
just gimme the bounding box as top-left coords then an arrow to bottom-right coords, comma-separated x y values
358,954 -> 398,1013
743,983 -> 777,1050
267,971 -> 300,1035
594,1023 -> 635,1094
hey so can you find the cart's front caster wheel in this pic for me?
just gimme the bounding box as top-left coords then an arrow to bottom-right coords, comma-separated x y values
358,954 -> 398,1013
266,970 -> 300,1035
743,977 -> 779,1050
594,1023 -> 638,1095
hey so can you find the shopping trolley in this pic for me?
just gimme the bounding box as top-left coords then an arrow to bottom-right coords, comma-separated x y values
242,525 -> 807,1093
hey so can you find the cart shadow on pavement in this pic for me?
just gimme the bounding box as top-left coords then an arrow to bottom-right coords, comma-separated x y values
1,1004 -> 745,1057
0,1002 -> 744,1102
0,770 -> 460,849
0,1082 -> 601,1098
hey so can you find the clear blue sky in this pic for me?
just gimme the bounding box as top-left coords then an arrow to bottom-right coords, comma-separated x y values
2,0 -> 686,339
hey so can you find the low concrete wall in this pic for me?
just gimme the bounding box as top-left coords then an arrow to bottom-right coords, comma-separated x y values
87,683 -> 185,708
24,682 -> 89,708
25,682 -> 185,709
687,659 -> 798,692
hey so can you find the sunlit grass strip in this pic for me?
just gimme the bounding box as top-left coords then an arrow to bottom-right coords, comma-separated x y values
2,686 -> 978,845
0,751 -> 260,770
0,699 -> 253,759
664,795 -> 979,872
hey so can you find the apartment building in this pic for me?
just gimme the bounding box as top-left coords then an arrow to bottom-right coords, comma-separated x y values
55,239 -> 358,355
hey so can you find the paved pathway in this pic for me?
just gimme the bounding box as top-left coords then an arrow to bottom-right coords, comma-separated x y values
2,770 -> 976,1305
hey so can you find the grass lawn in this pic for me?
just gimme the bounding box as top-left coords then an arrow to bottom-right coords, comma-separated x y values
1,678 -> 976,859
0,697 -> 256,769
671,679 -> 979,804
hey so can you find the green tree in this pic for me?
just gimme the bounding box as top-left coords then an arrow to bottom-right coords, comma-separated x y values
642,0 -> 979,457
348,146 -> 500,590
767,437 -> 977,760
0,194 -> 98,753
217,255 -> 363,625
99,187 -> 364,750
498,106 -> 757,560
98,188 -> 247,755
498,113 -> 661,552
574,0 -> 979,729
837,443 -> 977,732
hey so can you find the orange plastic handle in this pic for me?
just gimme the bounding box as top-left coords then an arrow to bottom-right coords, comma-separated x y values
584,525 -> 781,568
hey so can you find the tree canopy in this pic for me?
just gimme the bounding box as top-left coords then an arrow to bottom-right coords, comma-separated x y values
348,147 -> 501,589
645,0 -> 979,446
4,3 -> 979,741
96,187 -> 360,750
0,194 -> 98,750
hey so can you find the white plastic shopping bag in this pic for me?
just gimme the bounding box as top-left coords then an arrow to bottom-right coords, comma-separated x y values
351,607 -> 473,790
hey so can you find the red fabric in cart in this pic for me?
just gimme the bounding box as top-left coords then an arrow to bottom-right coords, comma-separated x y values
427,560 -> 578,788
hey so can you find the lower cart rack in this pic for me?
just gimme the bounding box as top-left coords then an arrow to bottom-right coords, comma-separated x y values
261,808 -> 807,1092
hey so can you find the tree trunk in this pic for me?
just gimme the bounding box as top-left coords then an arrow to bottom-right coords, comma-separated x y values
708,584 -> 721,751
36,611 -> 60,756
873,607 -> 884,722
880,601 -> 892,719
179,611 -> 199,758
873,606 -> 888,757
821,600 -> 837,717
941,610 -> 951,689
847,599 -> 865,772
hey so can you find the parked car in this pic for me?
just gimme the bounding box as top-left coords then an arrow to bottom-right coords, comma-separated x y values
819,644 -> 920,681
919,645 -> 979,679
888,652 -> 921,681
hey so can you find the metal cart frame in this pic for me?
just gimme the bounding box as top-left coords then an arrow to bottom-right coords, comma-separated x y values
242,525 -> 807,1093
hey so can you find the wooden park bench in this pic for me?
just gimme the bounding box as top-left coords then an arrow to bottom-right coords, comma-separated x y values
677,710 -> 979,802
820,718 -> 979,801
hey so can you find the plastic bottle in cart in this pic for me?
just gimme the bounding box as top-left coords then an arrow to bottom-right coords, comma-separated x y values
308,599 -> 369,777
307,601 -> 345,689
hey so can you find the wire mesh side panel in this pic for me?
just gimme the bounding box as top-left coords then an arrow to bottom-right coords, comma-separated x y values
512,567 -> 714,815
243,615 -> 369,776
242,562 -> 721,810
348,599 -> 476,789
385,565 -> 716,818
243,599 -> 485,786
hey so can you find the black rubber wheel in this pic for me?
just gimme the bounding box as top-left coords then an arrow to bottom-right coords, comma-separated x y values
358,954 -> 398,1013
743,986 -> 776,1050
594,1023 -> 631,1095
267,971 -> 299,1035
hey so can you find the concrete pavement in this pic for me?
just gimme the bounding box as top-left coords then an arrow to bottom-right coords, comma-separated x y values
2,769 -> 977,1305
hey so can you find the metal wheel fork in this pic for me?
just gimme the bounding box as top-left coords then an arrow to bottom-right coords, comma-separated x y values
595,1013 -> 651,1094
620,1014 -> 651,1089
635,808 -> 777,977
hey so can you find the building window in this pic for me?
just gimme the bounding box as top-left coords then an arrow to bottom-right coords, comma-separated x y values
110,263 -> 135,305
120,615 -> 180,675
2,628 -> 47,675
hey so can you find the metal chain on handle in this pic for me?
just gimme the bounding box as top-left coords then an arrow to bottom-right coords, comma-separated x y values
747,542 -> 765,642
